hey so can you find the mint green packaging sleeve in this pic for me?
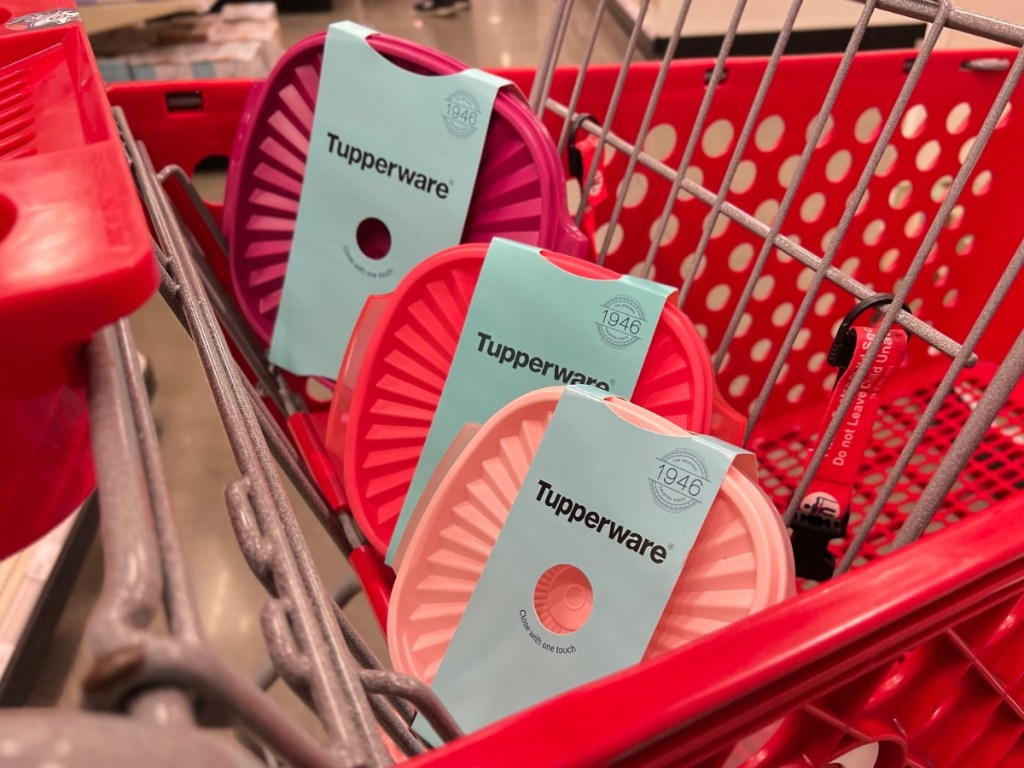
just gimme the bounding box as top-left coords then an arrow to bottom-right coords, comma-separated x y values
386,239 -> 675,563
269,21 -> 506,377
416,386 -> 754,743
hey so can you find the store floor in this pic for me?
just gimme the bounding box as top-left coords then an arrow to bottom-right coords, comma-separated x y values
22,0 -> 628,742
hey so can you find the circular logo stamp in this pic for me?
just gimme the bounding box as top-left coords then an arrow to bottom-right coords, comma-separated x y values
596,295 -> 646,349
799,491 -> 841,520
442,90 -> 481,138
6,9 -> 80,30
649,449 -> 710,513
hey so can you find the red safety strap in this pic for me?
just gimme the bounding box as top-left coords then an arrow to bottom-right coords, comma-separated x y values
790,323 -> 908,581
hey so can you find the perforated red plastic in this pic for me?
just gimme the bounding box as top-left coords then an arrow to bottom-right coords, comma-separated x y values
1,1 -> 156,556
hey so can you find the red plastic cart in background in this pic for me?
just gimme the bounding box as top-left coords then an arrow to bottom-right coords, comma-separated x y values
4,0 -> 1024,765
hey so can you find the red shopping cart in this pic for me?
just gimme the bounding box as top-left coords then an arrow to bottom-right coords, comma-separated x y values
4,0 -> 1024,764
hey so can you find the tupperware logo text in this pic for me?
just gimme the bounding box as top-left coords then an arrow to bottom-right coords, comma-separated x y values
535,479 -> 669,564
474,332 -> 611,391
326,133 -> 450,200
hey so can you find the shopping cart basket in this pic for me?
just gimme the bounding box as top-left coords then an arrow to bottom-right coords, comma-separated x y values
5,0 -> 1024,764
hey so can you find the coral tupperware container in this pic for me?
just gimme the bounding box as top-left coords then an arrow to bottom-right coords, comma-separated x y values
0,6 -> 157,557
328,243 -> 748,556
387,386 -> 795,684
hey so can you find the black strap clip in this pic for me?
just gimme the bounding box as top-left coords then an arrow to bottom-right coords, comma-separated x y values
566,113 -> 600,185
791,498 -> 849,582
826,293 -> 911,379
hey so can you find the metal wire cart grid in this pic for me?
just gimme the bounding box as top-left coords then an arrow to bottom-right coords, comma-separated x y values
10,0 -> 1024,765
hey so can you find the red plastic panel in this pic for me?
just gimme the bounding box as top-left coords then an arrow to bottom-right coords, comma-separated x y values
1,2 -> 156,557
752,363 -> 1024,578
107,78 -> 256,288
532,51 -> 1024,421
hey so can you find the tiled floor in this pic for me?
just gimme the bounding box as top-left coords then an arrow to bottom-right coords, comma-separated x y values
23,0 -> 629,736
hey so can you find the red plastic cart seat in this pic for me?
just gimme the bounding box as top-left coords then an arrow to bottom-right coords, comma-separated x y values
0,8 -> 156,557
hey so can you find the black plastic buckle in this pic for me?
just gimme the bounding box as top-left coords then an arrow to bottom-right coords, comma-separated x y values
566,113 -> 599,185
826,293 -> 911,379
790,500 -> 849,582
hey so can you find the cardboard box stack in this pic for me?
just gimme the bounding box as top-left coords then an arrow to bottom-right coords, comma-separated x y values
92,3 -> 284,81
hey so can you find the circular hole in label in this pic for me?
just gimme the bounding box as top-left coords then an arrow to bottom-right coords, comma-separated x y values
0,195 -> 15,241
534,564 -> 593,635
356,218 -> 391,260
